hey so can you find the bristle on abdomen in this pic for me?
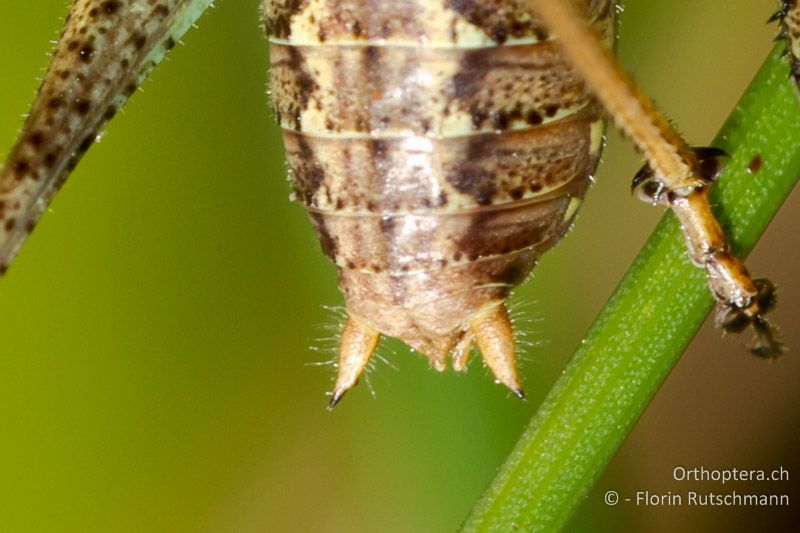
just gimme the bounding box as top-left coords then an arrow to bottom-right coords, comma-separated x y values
264,0 -> 614,403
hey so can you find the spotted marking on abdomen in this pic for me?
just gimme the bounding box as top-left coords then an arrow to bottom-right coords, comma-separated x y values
265,0 -> 612,46
265,0 -> 612,367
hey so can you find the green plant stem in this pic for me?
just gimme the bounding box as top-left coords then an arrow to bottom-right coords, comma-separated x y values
461,44 -> 800,532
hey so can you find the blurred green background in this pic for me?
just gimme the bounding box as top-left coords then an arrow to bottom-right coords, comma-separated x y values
0,1 -> 797,531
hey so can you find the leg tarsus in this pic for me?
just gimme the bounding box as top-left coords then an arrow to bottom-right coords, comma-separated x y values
631,146 -> 727,205
716,279 -> 783,359
634,145 -> 782,359
750,316 -> 783,359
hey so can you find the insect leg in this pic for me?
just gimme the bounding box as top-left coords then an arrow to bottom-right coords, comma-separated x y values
774,1 -> 800,89
528,0 -> 782,356
0,1 -> 214,277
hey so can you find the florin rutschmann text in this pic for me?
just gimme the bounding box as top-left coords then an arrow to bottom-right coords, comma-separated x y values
602,466 -> 790,508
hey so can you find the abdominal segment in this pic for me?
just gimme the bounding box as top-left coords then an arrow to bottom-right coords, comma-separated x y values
264,0 -> 611,403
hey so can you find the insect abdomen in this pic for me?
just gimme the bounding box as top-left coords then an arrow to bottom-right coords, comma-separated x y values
264,0 -> 612,400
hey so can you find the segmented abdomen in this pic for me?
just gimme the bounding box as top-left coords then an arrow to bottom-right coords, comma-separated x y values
264,0 -> 612,361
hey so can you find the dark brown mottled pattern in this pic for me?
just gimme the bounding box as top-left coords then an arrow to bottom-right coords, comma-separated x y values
266,0 -> 611,356
284,106 -> 599,212
310,175 -> 587,274
264,0 -> 308,39
270,46 -> 318,129
265,0 -> 610,43
269,40 -> 599,135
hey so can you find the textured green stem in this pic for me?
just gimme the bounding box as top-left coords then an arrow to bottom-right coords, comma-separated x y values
461,44 -> 800,532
